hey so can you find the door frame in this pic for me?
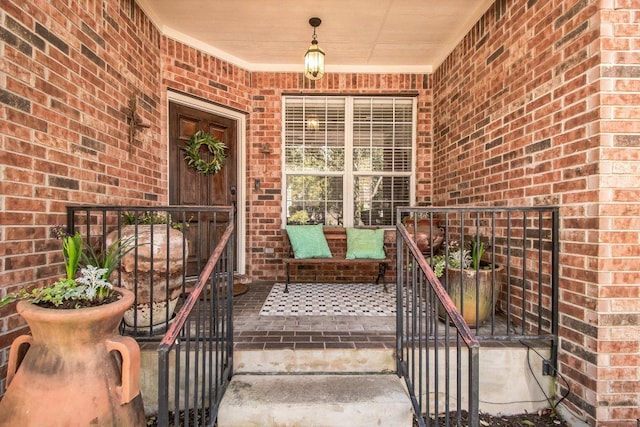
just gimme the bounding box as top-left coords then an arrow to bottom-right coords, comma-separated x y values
167,91 -> 247,274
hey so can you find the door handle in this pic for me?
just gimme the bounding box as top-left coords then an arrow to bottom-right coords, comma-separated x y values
230,186 -> 237,214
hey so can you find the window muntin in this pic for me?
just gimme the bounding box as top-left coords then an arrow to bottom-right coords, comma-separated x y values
284,98 -> 345,172
286,175 -> 343,226
283,96 -> 414,227
353,175 -> 411,227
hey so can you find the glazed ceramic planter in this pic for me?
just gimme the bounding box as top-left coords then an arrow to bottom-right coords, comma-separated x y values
439,264 -> 504,327
0,288 -> 145,427
107,224 -> 188,328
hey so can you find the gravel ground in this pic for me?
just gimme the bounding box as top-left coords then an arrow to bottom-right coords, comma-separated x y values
425,409 -> 567,426
146,408 -> 567,426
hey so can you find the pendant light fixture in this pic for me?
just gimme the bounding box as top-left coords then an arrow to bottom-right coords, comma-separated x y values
304,17 -> 325,80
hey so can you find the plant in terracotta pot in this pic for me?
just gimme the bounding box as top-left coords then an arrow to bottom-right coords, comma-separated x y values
107,211 -> 189,331
431,238 -> 503,327
0,226 -> 145,427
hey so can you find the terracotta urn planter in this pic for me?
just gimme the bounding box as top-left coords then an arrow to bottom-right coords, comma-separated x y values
0,288 -> 145,426
404,218 -> 444,254
107,224 -> 188,328
439,264 -> 504,327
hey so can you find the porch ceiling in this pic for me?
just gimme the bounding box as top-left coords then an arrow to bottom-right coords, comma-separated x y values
136,0 -> 495,74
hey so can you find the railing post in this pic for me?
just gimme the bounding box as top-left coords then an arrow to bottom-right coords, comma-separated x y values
226,214 -> 235,379
157,346 -> 170,426
468,345 -> 480,427
550,207 -> 560,373
395,219 -> 404,377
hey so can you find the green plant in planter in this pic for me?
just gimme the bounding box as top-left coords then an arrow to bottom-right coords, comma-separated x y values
122,211 -> 190,231
0,225 -> 145,426
0,226 -> 134,309
60,229 -> 82,280
430,238 -> 488,277
430,237 -> 501,327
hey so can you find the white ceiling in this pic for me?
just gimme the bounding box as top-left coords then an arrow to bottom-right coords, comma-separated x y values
137,0 -> 495,74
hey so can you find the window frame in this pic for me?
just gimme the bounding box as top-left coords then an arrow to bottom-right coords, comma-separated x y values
281,95 -> 417,228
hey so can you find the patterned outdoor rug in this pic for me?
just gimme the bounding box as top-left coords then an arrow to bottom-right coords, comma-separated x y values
259,282 -> 396,316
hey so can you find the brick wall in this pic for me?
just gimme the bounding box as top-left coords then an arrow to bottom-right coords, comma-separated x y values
596,3 -> 640,426
160,38 -> 252,113
0,0 -> 163,392
247,73 -> 432,283
2,0 -> 638,424
431,0 -> 639,425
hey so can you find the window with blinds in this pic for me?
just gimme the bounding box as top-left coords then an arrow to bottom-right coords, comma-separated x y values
283,96 -> 415,227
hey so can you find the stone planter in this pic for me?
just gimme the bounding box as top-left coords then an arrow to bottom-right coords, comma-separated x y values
0,288 -> 145,426
107,224 -> 188,328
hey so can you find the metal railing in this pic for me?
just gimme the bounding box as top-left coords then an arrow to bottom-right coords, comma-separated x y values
397,221 -> 480,427
67,205 -> 233,339
400,207 -> 559,342
157,219 -> 234,426
396,206 -> 559,426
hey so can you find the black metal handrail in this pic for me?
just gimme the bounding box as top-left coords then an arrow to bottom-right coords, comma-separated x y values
397,221 -> 480,427
396,206 -> 559,427
156,220 -> 235,426
399,207 -> 559,343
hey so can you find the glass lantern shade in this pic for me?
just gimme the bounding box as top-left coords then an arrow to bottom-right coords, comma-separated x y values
304,42 -> 325,80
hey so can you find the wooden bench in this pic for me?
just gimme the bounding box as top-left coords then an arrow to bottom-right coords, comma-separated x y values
283,227 -> 392,293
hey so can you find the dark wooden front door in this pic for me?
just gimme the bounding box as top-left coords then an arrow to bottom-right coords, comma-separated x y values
169,102 -> 237,276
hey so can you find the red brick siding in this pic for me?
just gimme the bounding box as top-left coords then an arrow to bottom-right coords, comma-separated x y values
432,1 -> 639,425
161,38 -> 252,113
593,2 -> 640,426
0,0 -> 163,393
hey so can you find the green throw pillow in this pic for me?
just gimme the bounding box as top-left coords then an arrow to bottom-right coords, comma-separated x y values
285,224 -> 332,259
346,228 -> 386,259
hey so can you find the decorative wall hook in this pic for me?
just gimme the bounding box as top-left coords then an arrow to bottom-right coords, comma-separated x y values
260,143 -> 272,155
125,95 -> 150,144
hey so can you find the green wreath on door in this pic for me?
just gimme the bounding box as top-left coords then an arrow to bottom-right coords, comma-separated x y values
183,130 -> 227,175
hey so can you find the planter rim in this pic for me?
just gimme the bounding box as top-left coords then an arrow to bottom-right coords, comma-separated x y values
442,263 -> 504,276
444,263 -> 504,270
16,287 -> 135,321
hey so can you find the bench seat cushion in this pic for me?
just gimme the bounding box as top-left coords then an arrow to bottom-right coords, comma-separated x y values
285,224 -> 333,259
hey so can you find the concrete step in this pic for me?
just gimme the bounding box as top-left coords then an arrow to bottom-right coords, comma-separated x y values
234,347 -> 396,374
217,374 -> 414,427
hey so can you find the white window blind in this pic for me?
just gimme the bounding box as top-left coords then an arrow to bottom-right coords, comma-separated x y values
283,96 -> 415,227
